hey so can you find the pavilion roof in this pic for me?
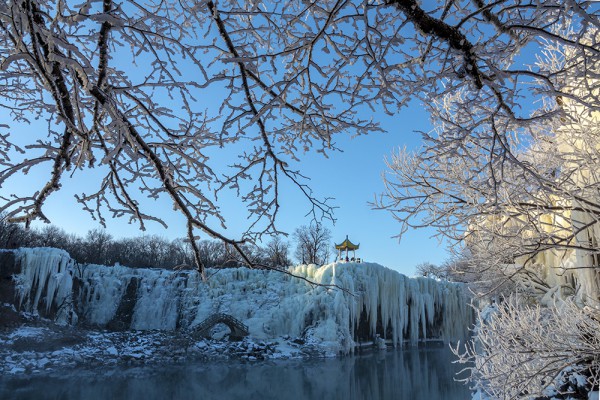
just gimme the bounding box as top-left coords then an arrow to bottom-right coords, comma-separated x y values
335,235 -> 359,251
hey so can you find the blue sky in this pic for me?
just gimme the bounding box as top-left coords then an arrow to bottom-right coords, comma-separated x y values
1,0 -> 584,277
275,105 -> 449,275
0,5 -> 454,277
1,98 -> 449,277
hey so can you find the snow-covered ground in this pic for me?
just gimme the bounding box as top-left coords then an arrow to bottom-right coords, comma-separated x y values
0,320 -> 334,376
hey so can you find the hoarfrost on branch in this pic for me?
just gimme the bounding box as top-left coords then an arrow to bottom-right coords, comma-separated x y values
1,1 -> 599,278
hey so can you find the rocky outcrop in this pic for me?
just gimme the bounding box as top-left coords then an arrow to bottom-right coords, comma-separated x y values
0,250 -> 20,327
0,251 -> 18,304
106,277 -> 139,331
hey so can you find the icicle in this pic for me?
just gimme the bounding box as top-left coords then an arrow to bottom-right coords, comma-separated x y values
77,263 -> 132,325
11,249 -> 473,353
14,247 -> 75,324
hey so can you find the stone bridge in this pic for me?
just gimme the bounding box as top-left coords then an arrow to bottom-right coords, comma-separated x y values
193,313 -> 249,340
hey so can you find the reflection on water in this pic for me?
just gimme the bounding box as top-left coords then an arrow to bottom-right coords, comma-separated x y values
0,346 -> 471,400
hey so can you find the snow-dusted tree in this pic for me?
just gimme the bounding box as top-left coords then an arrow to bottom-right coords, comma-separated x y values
415,261 -> 446,279
293,223 -> 331,265
375,23 -> 600,302
2,0 -> 599,279
378,59 -> 600,302
454,299 -> 600,399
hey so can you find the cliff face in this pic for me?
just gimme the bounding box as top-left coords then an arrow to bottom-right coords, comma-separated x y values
1,247 -> 473,352
0,251 -> 20,327
0,251 -> 17,302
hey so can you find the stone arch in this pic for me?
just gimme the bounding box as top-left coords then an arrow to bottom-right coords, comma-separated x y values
194,313 -> 249,340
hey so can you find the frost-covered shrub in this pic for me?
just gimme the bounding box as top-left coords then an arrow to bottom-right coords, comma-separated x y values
454,299 -> 600,399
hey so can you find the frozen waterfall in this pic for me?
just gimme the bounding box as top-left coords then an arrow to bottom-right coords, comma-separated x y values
10,248 -> 473,353
13,248 -> 76,325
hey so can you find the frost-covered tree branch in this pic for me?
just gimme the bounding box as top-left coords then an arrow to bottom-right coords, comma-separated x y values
0,0 -> 355,276
2,0 -> 599,281
372,2 -> 600,301
454,299 -> 600,399
377,53 -> 600,300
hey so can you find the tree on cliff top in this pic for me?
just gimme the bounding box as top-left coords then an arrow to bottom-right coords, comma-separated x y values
293,223 -> 331,265
1,1 -> 598,277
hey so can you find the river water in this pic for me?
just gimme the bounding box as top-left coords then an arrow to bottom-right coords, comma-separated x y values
0,345 -> 471,400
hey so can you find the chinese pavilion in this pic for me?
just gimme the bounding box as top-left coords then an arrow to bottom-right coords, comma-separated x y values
335,235 -> 360,262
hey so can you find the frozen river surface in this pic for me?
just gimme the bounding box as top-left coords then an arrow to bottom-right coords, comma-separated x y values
0,345 -> 470,400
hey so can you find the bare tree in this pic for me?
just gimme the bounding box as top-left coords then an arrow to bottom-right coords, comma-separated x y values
83,228 -> 113,264
194,240 -> 226,269
31,225 -> 70,249
264,235 -> 291,269
293,223 -> 331,265
0,215 -> 27,248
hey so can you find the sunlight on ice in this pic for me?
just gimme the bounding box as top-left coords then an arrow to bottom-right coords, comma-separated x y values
12,248 -> 472,354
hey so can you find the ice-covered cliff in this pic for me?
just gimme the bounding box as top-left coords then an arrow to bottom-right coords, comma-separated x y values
8,247 -> 473,354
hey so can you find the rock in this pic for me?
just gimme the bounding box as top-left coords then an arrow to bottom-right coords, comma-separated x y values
105,277 -> 140,332
0,251 -> 21,328
37,357 -> 50,368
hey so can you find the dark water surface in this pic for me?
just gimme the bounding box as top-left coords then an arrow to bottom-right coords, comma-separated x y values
0,346 -> 471,400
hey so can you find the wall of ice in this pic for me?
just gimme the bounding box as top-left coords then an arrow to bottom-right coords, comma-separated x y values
13,248 -> 76,325
9,248 -> 473,353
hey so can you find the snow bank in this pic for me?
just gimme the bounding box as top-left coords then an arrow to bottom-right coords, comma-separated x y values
11,248 -> 473,354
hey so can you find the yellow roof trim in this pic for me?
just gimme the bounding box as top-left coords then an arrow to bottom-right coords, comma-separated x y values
335,236 -> 359,250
